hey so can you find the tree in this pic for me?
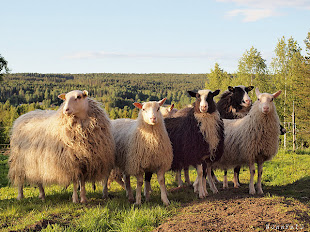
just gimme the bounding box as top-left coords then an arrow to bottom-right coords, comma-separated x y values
205,63 -> 231,98
236,46 -> 268,95
270,36 -> 306,148
0,54 -> 9,81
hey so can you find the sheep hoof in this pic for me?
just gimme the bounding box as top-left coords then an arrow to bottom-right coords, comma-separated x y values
80,198 -> 88,204
163,200 -> 170,206
257,189 -> 264,195
72,197 -> 79,203
249,189 -> 256,195
128,197 -> 135,204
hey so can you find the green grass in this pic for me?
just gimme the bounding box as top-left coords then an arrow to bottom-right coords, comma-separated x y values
0,149 -> 309,231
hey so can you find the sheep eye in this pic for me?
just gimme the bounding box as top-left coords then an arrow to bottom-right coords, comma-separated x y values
271,98 -> 274,102
157,107 -> 160,111
142,108 -> 145,111
258,98 -> 260,101
77,95 -> 82,99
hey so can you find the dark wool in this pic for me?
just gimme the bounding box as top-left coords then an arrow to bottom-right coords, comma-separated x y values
165,103 -> 224,171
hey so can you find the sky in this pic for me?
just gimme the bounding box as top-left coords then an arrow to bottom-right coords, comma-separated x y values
1,0 -> 310,74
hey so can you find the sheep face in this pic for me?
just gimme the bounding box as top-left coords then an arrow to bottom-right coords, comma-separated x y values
228,85 -> 254,108
255,88 -> 282,114
188,90 -> 220,114
58,90 -> 89,119
134,98 -> 167,125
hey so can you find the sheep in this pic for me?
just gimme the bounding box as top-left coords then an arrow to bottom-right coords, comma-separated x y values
8,90 -> 115,203
216,85 -> 254,188
160,103 -> 178,118
217,85 -> 254,119
102,103 -> 177,192
111,98 -> 173,205
145,89 -> 225,198
212,88 -> 282,195
215,86 -> 286,189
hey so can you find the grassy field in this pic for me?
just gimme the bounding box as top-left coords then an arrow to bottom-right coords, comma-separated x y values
0,149 -> 309,231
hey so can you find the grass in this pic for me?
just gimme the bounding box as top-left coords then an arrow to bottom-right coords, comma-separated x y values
0,149 -> 309,231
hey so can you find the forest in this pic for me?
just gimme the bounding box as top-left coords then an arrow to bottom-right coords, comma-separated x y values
0,34 -> 309,149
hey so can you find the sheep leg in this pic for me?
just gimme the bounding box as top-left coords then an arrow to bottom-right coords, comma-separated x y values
184,167 -> 191,185
102,175 -> 109,199
38,183 -> 45,201
223,170 -> 228,189
196,164 -> 207,198
257,161 -> 264,195
135,174 -> 144,205
80,177 -> 87,203
92,181 -> 96,191
193,176 -> 199,193
124,174 -> 134,203
176,170 -> 183,187
249,163 -> 256,195
144,172 -> 153,202
157,169 -> 170,205
211,169 -> 220,183
72,181 -> 79,203
202,163 -> 208,196
17,184 -> 24,200
115,178 -> 125,190
206,163 -> 218,194
233,166 -> 241,188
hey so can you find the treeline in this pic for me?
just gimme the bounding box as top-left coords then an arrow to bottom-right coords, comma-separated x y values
1,33 -> 309,148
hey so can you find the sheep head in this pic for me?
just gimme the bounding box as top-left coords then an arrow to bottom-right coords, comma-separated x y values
133,98 -> 167,125
255,88 -> 282,114
58,90 -> 89,119
228,85 -> 254,108
188,89 -> 220,114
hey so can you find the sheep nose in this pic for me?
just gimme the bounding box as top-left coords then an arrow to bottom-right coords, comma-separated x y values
245,99 -> 251,104
263,106 -> 269,111
65,108 -> 70,112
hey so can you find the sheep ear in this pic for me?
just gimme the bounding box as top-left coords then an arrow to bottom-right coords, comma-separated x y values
212,89 -> 220,97
170,104 -> 174,111
228,86 -> 234,92
273,90 -> 282,99
255,88 -> 261,98
188,91 -> 198,98
82,90 -> 88,97
58,93 -> 66,100
133,102 -> 143,109
246,86 -> 254,92
158,98 -> 167,106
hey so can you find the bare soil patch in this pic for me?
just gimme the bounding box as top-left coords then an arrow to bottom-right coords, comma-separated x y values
155,184 -> 309,232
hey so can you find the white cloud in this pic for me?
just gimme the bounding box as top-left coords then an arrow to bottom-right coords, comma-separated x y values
217,0 -> 310,22
226,8 -> 276,22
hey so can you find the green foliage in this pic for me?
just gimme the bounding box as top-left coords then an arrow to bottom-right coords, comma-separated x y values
0,54 -> 10,82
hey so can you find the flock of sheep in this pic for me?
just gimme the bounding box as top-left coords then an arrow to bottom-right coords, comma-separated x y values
8,85 -> 283,205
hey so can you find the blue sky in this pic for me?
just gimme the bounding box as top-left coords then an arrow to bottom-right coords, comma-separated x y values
1,0 -> 310,74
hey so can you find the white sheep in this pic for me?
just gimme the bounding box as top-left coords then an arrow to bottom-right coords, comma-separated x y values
112,98 -> 173,205
213,88 -> 282,194
8,90 -> 115,203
